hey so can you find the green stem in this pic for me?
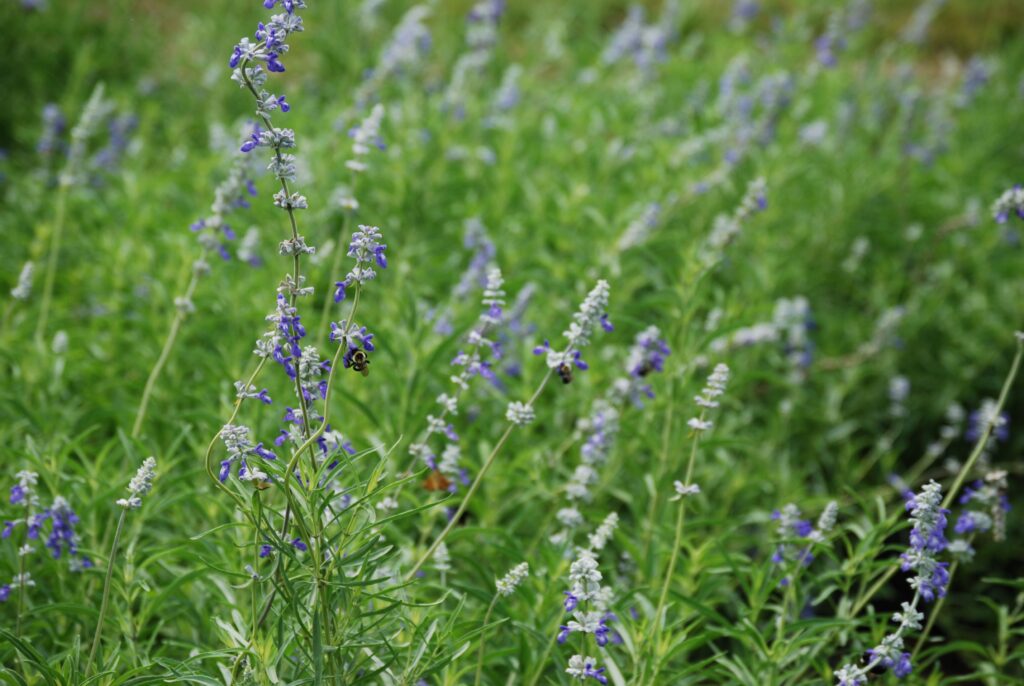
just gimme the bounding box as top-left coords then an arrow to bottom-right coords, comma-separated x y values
85,507 -> 127,676
651,419 -> 701,636
15,527 -> 27,638
941,337 -> 1023,512
318,210 -> 352,345
35,184 -> 69,343
911,557 -> 959,661
474,594 -> 499,686
132,264 -> 202,439
407,369 -> 554,580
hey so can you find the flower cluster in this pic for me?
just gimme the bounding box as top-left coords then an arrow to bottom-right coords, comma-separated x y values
588,512 -> 619,552
559,548 -> 616,683
616,201 -> 663,251
334,225 -> 387,303
688,363 -> 729,433
836,481 -> 949,685
368,4 -> 432,87
505,401 -> 535,426
702,177 -> 768,261
0,573 -> 34,604
951,469 -> 1010,558
770,502 -> 836,585
219,424 -> 275,483
889,375 -> 910,418
608,326 -> 671,406
992,185 -> 1024,224
2,471 -> 93,588
495,561 -> 529,596
444,0 -> 506,118
60,84 -> 114,188
533,280 -> 612,374
230,1 -> 306,213
37,103 -> 65,158
964,397 -> 1009,455
189,145 -> 261,265
601,0 -> 680,75
432,218 -> 498,335
409,268 -> 505,488
339,103 -> 386,208
553,326 -> 670,546
117,457 -> 157,509
10,261 -> 33,301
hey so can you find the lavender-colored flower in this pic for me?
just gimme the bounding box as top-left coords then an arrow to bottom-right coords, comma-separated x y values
729,0 -> 759,33
219,425 -> 271,484
46,497 -> 92,570
10,261 -> 34,301
496,561 -> 529,596
409,268 -> 506,485
505,401 -> 535,426
37,103 -> 65,156
369,5 -> 432,85
964,398 -> 1009,444
538,280 -> 611,373
560,547 -> 616,671
190,142 -> 261,262
333,225 -> 387,301
836,481 -> 948,684
992,185 -> 1024,224
702,178 -> 768,261
117,457 -> 157,509
566,655 -> 608,684
59,85 -> 113,188
688,363 -> 729,433
345,103 -> 386,178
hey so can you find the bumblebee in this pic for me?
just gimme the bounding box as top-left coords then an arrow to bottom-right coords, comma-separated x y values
635,361 -> 654,378
557,362 -> 574,384
350,350 -> 370,377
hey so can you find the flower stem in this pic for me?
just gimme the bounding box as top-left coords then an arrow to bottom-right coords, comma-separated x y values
132,263 -> 202,439
474,594 -> 500,686
941,335 -> 1023,512
35,184 -> 69,343
407,369 -> 554,580
85,507 -> 127,676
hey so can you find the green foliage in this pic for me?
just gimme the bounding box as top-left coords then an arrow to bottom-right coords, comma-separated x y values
1,0 -> 1024,684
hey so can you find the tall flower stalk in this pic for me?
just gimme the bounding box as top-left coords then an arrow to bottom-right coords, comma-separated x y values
85,457 -> 156,676
407,279 -> 613,579
35,84 -> 111,343
131,152 -> 259,438
646,363 -> 729,680
834,480 -> 948,684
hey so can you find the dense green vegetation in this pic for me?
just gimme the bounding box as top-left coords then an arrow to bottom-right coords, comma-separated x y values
2,0 -> 1023,684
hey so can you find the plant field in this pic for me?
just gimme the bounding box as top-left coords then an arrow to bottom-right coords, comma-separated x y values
2,0 -> 1024,684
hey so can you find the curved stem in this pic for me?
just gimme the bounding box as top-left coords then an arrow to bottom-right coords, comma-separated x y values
132,265 -> 202,439
35,184 -> 68,343
651,416 -> 702,637
474,594 -> 500,686
85,508 -> 127,676
407,369 -> 554,580
941,337 -> 1023,512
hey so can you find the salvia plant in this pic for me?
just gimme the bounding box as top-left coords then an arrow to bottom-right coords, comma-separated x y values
2,1 -> 1024,685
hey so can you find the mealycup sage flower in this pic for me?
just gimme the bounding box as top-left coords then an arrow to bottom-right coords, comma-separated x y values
407,279 -> 613,579
87,456 -> 158,675
834,480 -> 949,684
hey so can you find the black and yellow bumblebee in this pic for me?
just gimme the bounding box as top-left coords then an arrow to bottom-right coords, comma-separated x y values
350,350 -> 370,377
557,362 -> 574,384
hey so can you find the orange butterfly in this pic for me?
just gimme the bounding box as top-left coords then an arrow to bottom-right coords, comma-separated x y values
422,469 -> 451,492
